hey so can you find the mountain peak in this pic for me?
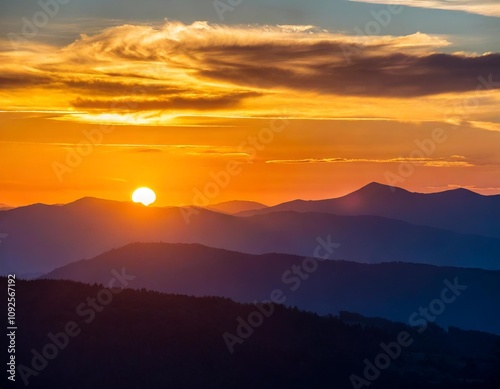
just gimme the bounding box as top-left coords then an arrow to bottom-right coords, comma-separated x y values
68,196 -> 152,206
67,197 -> 116,206
207,200 -> 268,214
355,182 -> 409,195
443,187 -> 481,197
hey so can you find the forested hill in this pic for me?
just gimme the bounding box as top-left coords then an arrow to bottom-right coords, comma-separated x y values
2,277 -> 500,389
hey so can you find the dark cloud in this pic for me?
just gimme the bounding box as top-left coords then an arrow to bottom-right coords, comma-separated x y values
62,79 -> 188,96
67,22 -> 500,97
3,22 -> 500,100
0,73 -> 53,89
196,47 -> 500,97
71,91 -> 261,111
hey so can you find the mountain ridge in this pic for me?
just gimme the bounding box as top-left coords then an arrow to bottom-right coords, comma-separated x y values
42,242 -> 500,335
206,200 -> 268,214
237,182 -> 500,239
3,201 -> 500,274
3,182 -> 500,275
8,277 -> 500,389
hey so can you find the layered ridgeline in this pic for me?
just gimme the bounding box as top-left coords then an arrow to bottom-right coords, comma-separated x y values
239,182 -> 500,239
3,277 -> 500,389
2,184 -> 500,276
42,243 -> 500,335
206,200 -> 268,214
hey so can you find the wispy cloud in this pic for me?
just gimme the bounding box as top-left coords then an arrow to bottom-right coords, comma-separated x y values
0,141 -> 249,157
468,121 -> 500,132
349,0 -> 500,17
1,21 -> 499,125
71,92 -> 261,111
427,184 -> 500,192
265,156 -> 475,167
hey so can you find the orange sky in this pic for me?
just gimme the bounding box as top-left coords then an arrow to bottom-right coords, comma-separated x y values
2,112 -> 500,207
1,21 -> 500,206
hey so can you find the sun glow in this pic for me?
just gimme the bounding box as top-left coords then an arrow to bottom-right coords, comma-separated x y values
132,187 -> 156,206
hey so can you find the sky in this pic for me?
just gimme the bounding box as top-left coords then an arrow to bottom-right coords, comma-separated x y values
1,0 -> 500,206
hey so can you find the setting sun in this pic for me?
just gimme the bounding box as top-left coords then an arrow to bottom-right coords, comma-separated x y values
2,1 -> 500,387
132,187 -> 156,206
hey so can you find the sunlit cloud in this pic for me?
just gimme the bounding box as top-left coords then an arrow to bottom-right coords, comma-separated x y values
349,0 -> 500,17
0,140 -> 249,157
0,21 -> 499,126
71,92 -> 262,111
468,121 -> 500,132
428,184 -> 500,192
265,156 -> 475,167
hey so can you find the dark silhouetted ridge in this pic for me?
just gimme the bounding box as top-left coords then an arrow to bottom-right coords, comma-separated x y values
6,276 -> 500,389
43,242 -> 500,334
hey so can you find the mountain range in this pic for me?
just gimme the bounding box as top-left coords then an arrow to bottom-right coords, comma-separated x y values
4,277 -> 499,389
4,182 -> 500,387
2,182 -> 500,275
206,200 -> 268,214
42,242 -> 500,334
239,182 -> 500,239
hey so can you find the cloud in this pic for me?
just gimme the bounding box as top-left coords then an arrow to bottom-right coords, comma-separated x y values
265,156 -> 475,167
0,72 -> 52,89
349,0 -> 500,18
134,148 -> 163,153
468,121 -> 500,132
51,23 -> 500,97
1,21 -> 499,122
54,22 -> 480,98
199,51 -> 500,97
62,79 -> 188,96
71,92 -> 261,111
427,184 -> 500,192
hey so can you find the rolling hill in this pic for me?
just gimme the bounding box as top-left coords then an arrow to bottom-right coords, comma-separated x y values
206,200 -> 268,214
42,243 -> 500,334
239,182 -> 500,239
3,277 -> 499,389
2,197 -> 500,275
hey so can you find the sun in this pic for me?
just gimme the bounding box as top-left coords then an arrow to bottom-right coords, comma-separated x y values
132,187 -> 156,206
